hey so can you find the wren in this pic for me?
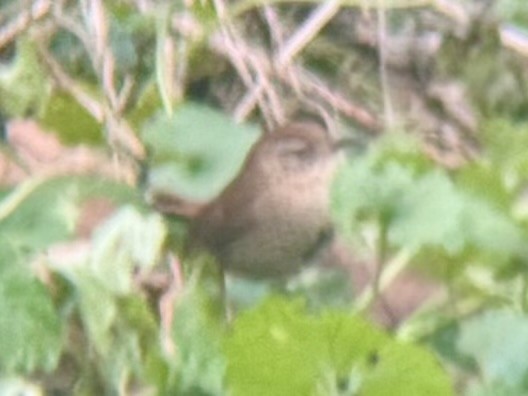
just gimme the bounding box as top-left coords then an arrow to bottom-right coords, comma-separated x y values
187,119 -> 344,278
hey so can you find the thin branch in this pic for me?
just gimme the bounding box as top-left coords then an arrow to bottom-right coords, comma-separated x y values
235,0 -> 341,120
500,24 -> 528,58
230,0 -> 431,19
376,1 -> 394,128
36,39 -> 145,161
262,5 -> 285,49
210,29 -> 380,130
0,0 -> 51,49
300,68 -> 380,131
36,40 -> 105,121
276,0 -> 341,67
432,0 -> 469,26
52,8 -> 93,52
213,0 -> 284,126
116,74 -> 135,113
212,29 -> 278,125
354,248 -> 414,313
0,176 -> 48,221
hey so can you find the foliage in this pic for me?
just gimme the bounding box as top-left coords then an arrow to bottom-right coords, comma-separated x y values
0,38 -> 49,117
332,122 -> 528,393
225,297 -> 452,396
142,103 -> 259,201
2,0 -> 528,395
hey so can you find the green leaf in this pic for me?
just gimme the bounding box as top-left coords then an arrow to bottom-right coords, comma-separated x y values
225,297 -> 453,396
390,170 -> 465,253
0,176 -> 141,380
170,274 -> 226,395
460,198 -> 525,257
128,82 -> 163,128
0,268 -> 63,373
103,295 -> 163,392
89,206 -> 167,294
323,311 -> 390,376
455,163 -> 513,211
47,207 -> 168,392
225,298 -> 326,396
74,276 -> 165,392
333,144 -> 526,261
332,158 -> 415,239
40,92 -> 103,146
73,273 -> 118,355
142,103 -> 259,200
361,341 -> 453,396
51,206 -> 167,346
481,119 -> 528,184
0,178 -> 83,260
458,309 -> 528,388
0,37 -> 50,117
0,176 -> 139,266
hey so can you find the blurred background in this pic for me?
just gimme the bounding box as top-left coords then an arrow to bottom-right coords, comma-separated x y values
1,0 -> 528,395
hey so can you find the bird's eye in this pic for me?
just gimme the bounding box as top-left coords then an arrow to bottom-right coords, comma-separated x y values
276,136 -> 314,156
275,136 -> 317,168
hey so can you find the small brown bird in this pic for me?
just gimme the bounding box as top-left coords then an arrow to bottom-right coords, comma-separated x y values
187,119 -> 343,278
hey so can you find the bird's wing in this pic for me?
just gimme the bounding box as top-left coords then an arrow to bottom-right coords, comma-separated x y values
189,168 -> 265,254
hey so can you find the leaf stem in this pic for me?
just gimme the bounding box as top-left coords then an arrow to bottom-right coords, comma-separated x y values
0,176 -> 47,221
353,216 -> 414,313
373,217 -> 388,300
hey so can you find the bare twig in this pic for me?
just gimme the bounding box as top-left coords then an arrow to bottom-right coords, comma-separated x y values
116,74 -> 135,114
262,6 -> 285,49
104,111 -> 145,160
210,28 -> 380,130
212,1 -> 281,126
36,40 -> 105,121
276,0 -> 341,68
234,0 -> 342,121
0,0 -> 51,49
296,68 -> 380,131
35,36 -> 145,162
160,253 -> 185,356
432,0 -> 469,26
230,0 -> 431,18
376,2 -> 394,129
234,83 -> 266,121
354,248 -> 414,313
215,0 -> 289,126
500,24 -> 528,58
52,7 -> 93,52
